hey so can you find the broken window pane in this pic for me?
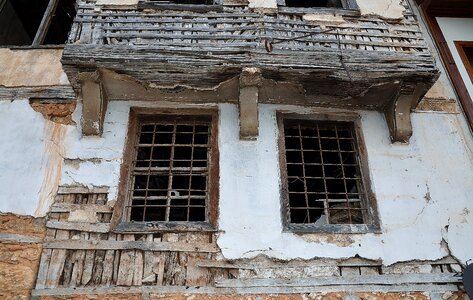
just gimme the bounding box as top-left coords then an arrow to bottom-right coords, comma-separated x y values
283,119 -> 368,225
127,118 -> 211,222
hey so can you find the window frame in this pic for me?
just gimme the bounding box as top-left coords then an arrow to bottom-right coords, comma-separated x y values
112,107 -> 220,233
455,41 -> 473,85
277,112 -> 379,234
0,0 -> 75,47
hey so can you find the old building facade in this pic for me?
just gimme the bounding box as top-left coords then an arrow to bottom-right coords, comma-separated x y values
0,0 -> 472,299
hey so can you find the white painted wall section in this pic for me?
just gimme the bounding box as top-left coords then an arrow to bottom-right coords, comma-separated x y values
0,100 -> 48,216
217,104 -> 473,265
436,17 -> 473,101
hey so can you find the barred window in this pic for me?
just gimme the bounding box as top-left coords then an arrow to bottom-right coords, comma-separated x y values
118,110 -> 219,230
278,115 -> 377,232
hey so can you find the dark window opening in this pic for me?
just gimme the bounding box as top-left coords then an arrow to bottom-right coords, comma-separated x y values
455,41 -> 473,85
127,118 -> 212,223
282,119 -> 368,225
284,0 -> 342,8
0,0 -> 76,46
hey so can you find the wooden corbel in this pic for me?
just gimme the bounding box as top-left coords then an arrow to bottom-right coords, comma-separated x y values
239,67 -> 262,140
384,81 -> 428,143
77,70 -> 108,136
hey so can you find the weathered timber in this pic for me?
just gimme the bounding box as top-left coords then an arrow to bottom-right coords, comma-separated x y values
0,85 -> 75,101
215,273 -> 463,288
238,68 -> 261,140
43,239 -> 220,253
46,221 -> 111,233
0,233 -> 42,243
78,71 -> 109,136
31,283 -> 460,297
50,203 -> 113,213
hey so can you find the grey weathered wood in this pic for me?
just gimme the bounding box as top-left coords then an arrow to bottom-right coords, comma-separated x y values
81,250 -> 96,285
50,203 -> 113,213
35,249 -> 53,289
57,186 -> 109,194
43,239 -> 219,253
215,273 -> 463,288
45,230 -> 69,288
46,221 -> 110,233
0,86 -> 75,101
137,2 -> 223,13
116,235 -> 135,286
0,233 -> 42,243
31,283 -> 460,296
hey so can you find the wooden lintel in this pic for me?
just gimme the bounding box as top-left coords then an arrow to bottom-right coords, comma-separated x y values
384,82 -> 428,144
78,71 -> 108,136
238,68 -> 262,140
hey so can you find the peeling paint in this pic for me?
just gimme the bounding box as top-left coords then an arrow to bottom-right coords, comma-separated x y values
356,0 -> 405,21
34,121 -> 67,217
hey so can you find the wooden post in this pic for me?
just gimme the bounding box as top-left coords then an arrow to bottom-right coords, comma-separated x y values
78,71 -> 108,136
238,68 -> 262,140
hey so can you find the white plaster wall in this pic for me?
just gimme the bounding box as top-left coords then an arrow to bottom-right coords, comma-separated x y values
436,18 -> 473,102
5,98 -> 471,265
217,104 -> 473,265
0,100 -> 49,216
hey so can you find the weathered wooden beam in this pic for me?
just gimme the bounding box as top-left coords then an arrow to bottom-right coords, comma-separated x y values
384,82 -> 430,143
0,85 -> 75,101
78,71 -> 109,136
215,273 -> 462,288
50,203 -> 113,213
46,221 -> 111,233
137,1 -> 223,13
31,283 -> 460,296
238,68 -> 262,140
43,239 -> 219,253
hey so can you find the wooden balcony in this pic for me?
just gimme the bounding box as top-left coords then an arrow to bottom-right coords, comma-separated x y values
62,0 -> 439,142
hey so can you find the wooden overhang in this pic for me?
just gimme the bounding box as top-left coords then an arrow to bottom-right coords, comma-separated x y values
62,0 -> 439,142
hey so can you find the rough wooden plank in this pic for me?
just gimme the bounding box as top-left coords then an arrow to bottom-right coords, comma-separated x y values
0,86 -> 75,101
133,250 -> 144,286
35,249 -> 53,289
0,233 -> 42,243
45,230 -> 69,288
215,273 -> 463,288
50,203 -> 113,213
46,221 -> 110,233
57,186 -> 109,194
81,250 -> 96,286
116,235 -> 135,286
43,239 -> 219,253
70,250 -> 86,287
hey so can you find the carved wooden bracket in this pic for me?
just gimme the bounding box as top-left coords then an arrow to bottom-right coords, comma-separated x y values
238,68 -> 262,140
384,82 -> 429,143
77,71 -> 109,136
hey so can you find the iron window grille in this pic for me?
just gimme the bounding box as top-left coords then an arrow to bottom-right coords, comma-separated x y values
115,110 -> 219,232
278,114 -> 378,233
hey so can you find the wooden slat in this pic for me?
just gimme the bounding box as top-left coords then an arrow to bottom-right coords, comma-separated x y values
46,221 -> 111,233
215,273 -> 463,288
43,239 -> 219,253
50,203 -> 113,213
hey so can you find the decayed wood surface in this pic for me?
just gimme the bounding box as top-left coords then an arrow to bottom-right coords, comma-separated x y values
37,189 -> 462,294
215,273 -> 463,288
62,0 -> 438,99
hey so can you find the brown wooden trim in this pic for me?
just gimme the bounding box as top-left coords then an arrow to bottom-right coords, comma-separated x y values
112,107 -> 219,233
421,11 -> 473,130
455,41 -> 473,85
